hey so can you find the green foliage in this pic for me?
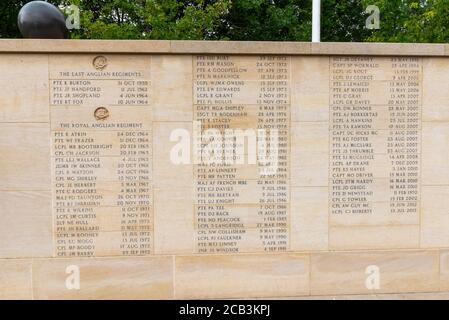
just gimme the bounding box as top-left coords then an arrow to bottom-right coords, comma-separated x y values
66,0 -> 233,40
0,0 -> 63,38
1,0 -> 449,42
321,0 -> 370,42
216,0 -> 312,41
362,0 -> 449,43
0,0 -> 22,38
144,0 -> 232,40
67,0 -> 146,39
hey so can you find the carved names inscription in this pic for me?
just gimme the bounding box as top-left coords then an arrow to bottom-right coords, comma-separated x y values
51,55 -> 153,257
49,54 -> 424,257
193,55 -> 291,254
330,57 -> 422,224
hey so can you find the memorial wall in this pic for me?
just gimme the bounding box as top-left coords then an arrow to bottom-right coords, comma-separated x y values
1,40 -> 449,299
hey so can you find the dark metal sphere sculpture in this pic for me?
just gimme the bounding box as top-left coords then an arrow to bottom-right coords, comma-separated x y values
18,1 -> 69,39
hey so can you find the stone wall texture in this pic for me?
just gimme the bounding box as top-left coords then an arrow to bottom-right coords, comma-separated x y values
1,40 -> 449,299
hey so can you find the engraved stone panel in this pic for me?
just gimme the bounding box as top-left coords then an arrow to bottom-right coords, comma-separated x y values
50,55 -> 153,258
193,55 -> 291,254
329,57 -> 422,249
2,43 -> 449,299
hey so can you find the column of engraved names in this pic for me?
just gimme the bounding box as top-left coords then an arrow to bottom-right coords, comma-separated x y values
51,61 -> 153,257
194,55 -> 290,254
330,57 -> 421,219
